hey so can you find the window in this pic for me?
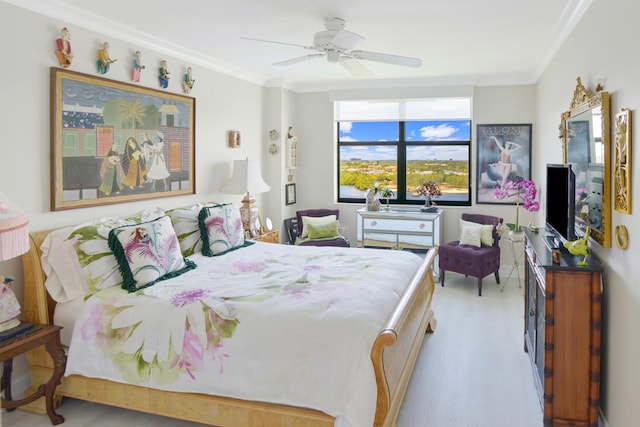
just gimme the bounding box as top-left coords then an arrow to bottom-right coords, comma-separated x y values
336,99 -> 472,206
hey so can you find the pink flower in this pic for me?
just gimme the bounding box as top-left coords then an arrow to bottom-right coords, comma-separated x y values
171,288 -> 211,307
170,328 -> 206,380
232,260 -> 266,273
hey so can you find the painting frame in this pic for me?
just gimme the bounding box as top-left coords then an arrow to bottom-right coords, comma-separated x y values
285,183 -> 296,205
476,123 -> 532,205
50,67 -> 195,211
614,108 -> 632,214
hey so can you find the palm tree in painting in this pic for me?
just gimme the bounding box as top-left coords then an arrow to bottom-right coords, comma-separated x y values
118,96 -> 146,129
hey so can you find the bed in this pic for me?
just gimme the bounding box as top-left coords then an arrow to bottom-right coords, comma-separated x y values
20,205 -> 437,427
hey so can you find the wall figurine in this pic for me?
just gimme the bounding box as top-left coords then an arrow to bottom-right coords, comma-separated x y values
54,27 -> 73,68
97,42 -> 117,74
132,50 -> 145,82
182,67 -> 195,94
159,60 -> 170,88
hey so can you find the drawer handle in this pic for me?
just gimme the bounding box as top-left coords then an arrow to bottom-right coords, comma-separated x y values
371,221 -> 377,226
419,223 -> 425,229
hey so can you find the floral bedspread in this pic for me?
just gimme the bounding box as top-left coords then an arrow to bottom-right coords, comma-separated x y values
66,242 -> 424,427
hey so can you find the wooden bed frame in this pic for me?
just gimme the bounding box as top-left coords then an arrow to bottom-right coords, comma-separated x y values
21,228 -> 437,427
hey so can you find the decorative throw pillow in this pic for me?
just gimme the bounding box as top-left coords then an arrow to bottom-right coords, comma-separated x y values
108,215 -> 196,292
459,219 -> 494,246
166,202 -> 218,256
459,225 -> 482,247
198,203 -> 253,257
301,215 -> 337,238
308,220 -> 340,240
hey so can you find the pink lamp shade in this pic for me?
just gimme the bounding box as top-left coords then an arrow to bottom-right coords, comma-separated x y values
0,192 -> 30,262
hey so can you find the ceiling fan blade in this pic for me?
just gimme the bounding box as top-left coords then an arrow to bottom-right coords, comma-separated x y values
339,58 -> 373,78
272,53 -> 326,66
351,50 -> 422,68
331,29 -> 365,50
241,36 -> 314,50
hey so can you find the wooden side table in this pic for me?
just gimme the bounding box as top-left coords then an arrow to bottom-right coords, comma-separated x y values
252,230 -> 279,244
0,324 -> 66,425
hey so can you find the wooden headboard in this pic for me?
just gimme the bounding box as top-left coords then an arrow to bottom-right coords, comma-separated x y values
22,229 -> 61,325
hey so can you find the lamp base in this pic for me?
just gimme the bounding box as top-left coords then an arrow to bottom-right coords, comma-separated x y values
239,193 -> 261,237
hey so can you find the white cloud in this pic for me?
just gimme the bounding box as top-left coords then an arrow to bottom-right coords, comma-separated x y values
340,121 -> 353,133
420,124 -> 457,139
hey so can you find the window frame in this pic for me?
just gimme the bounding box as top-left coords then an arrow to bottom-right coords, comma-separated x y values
337,120 -> 472,207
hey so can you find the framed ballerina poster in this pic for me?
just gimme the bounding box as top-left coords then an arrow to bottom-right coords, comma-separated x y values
476,124 -> 532,205
50,67 -> 195,210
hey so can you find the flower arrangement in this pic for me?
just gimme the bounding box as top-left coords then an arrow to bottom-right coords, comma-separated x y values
380,188 -> 394,210
494,176 -> 539,232
380,188 -> 394,199
576,185 -> 590,215
416,181 -> 442,198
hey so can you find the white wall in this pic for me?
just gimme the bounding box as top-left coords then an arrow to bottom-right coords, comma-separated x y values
535,0 -> 640,425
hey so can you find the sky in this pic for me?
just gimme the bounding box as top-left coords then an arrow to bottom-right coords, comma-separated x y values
339,120 -> 470,161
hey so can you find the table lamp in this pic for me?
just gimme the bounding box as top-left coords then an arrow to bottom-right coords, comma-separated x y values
222,158 -> 271,235
0,192 -> 30,332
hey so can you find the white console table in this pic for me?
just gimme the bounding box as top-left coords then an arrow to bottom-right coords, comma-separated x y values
356,207 -> 442,273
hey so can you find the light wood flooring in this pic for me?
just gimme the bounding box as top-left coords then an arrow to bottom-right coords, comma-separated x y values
2,271 -> 542,427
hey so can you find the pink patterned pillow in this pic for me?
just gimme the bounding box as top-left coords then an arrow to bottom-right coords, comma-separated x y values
198,204 -> 253,256
108,215 -> 196,292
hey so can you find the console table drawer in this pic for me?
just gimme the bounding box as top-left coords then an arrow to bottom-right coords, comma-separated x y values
363,217 -> 434,234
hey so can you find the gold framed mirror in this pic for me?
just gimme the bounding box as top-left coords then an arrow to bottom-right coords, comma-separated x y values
561,77 -> 611,247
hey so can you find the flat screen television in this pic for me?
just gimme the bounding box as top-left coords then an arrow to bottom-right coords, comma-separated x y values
545,163 -> 576,244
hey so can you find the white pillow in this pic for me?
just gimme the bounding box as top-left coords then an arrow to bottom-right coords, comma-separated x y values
301,215 -> 337,238
459,225 -> 482,247
41,226 -> 87,303
459,219 -> 494,246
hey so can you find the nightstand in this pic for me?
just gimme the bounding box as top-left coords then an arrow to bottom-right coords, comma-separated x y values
252,230 -> 279,243
0,324 -> 66,425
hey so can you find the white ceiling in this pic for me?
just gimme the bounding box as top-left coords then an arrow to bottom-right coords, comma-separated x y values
8,0 -> 592,91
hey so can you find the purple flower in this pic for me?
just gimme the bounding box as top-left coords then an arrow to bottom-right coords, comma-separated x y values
494,177 -> 539,231
171,288 -> 211,307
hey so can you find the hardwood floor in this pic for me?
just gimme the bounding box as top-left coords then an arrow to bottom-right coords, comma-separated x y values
2,271 -> 542,427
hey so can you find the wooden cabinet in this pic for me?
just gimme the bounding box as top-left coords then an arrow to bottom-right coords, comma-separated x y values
252,230 -> 279,244
523,228 -> 603,427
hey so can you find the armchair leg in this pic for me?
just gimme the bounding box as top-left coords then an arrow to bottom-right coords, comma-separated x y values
440,270 -> 445,287
477,277 -> 483,296
494,270 -> 500,284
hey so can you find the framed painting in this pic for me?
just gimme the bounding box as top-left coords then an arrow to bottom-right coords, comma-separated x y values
476,124 -> 532,204
285,183 -> 296,205
50,67 -> 195,210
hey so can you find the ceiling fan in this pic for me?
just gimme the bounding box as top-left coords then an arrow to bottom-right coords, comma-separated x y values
242,17 -> 422,78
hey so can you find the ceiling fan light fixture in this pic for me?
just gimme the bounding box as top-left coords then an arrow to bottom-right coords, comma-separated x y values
327,51 -> 340,63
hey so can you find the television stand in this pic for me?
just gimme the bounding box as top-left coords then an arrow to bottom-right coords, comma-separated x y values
542,228 -> 563,250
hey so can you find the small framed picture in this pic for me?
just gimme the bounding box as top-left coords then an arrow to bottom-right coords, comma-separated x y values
286,183 -> 296,205
228,130 -> 241,148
